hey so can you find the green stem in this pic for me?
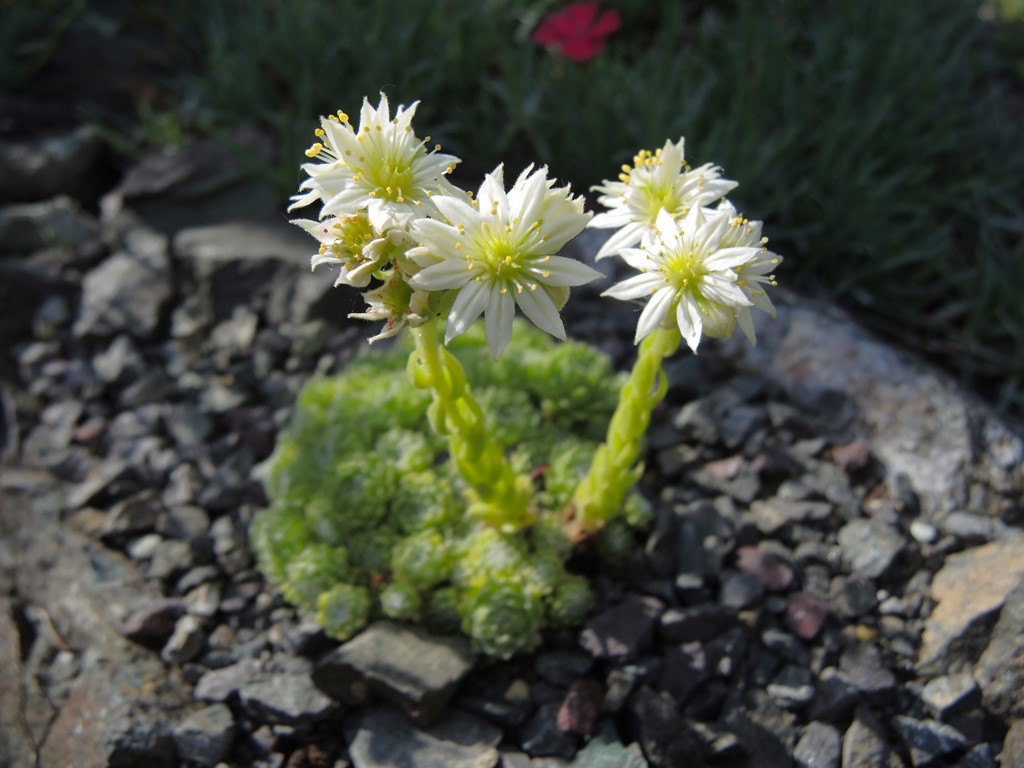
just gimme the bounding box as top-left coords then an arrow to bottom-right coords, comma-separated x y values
571,326 -> 680,536
409,320 -> 533,530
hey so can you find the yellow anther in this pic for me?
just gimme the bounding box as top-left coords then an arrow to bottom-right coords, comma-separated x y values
338,111 -> 349,122
529,283 -> 537,291
375,125 -> 382,131
328,115 -> 340,122
434,144 -> 441,152
542,270 -> 550,277
305,143 -> 323,157
315,128 -> 325,137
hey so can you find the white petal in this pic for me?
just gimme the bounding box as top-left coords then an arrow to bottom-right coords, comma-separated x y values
619,247 -> 654,272
515,284 -> 566,341
446,279 -> 490,342
528,256 -> 602,287
588,208 -> 632,230
701,276 -> 752,307
485,284 -> 515,357
595,222 -> 645,260
603,273 -> 663,301
409,260 -> 474,291
676,295 -> 704,353
430,194 -> 480,230
705,246 -> 760,271
654,208 -> 682,240
737,307 -> 757,345
477,165 -> 508,219
634,286 -> 676,343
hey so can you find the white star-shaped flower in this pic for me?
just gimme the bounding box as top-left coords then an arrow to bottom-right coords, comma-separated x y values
407,164 -> 600,357
714,201 -> 782,344
603,206 -> 778,352
289,93 -> 462,231
291,212 -> 396,288
588,137 -> 737,260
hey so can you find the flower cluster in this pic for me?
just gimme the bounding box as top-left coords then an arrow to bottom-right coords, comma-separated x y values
273,93 -> 784,656
290,94 -> 599,353
592,138 -> 781,352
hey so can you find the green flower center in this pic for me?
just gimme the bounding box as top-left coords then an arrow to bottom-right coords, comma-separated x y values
482,236 -> 526,280
664,250 -> 704,294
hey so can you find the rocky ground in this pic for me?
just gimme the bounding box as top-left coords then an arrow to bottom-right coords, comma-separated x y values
1,126 -> 1024,768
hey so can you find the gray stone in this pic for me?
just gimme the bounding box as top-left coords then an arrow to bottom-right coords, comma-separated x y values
841,707 -> 894,768
0,196 -> 99,255
736,545 -> 796,591
920,674 -> 981,722
344,704 -> 501,768
795,721 -> 841,768
580,596 -> 665,660
767,664 -> 816,708
534,650 -> 594,688
837,519 -> 905,579
195,658 -> 264,703
520,701 -> 578,759
839,644 -> 897,703
563,719 -> 649,767
239,672 -> 336,727
64,457 -> 130,509
719,570 -> 765,609
675,501 -> 734,578
93,334 -> 145,384
918,538 -> 1024,675
1001,721 -> 1024,768
161,614 -> 206,665
973,574 -> 1024,719
74,229 -> 172,338
0,125 -> 104,203
751,497 -> 833,535
659,604 -> 736,644
313,621 -> 475,725
626,686 -> 705,768
119,598 -> 187,647
173,703 -> 236,767
952,743 -> 999,768
892,716 -> 968,767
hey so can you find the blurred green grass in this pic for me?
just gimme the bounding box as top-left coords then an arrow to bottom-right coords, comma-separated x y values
4,0 -> 1024,423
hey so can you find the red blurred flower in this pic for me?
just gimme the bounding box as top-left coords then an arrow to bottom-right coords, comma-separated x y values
532,1 -> 622,63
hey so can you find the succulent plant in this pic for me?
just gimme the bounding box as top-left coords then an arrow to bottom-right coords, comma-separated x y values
251,321 -> 645,657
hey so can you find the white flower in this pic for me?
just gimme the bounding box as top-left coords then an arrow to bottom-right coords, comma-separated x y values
406,164 -> 600,357
589,137 -> 737,260
714,201 -> 782,344
289,93 -> 462,231
603,206 -> 777,352
291,212 -> 395,288
348,274 -> 432,344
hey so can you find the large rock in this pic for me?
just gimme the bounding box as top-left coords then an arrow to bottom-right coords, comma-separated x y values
313,621 -> 475,725
0,196 -> 100,256
173,217 -> 338,325
973,574 -> 1024,719
344,704 -> 501,768
917,538 -> 1024,675
73,227 -> 172,339
723,291 -> 1024,521
0,125 -> 105,203
0,484 -> 192,767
